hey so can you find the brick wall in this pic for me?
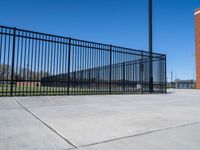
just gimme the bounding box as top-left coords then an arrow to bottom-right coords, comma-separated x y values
195,9 -> 200,89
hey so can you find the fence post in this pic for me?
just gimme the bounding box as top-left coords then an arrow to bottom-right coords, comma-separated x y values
164,55 -> 167,94
141,51 -> 144,94
109,45 -> 112,94
89,69 -> 91,90
97,69 -> 100,90
133,61 -> 135,91
10,28 -> 16,96
123,62 -> 125,92
67,38 -> 71,95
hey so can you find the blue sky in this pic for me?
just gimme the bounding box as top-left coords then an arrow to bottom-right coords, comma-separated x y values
0,0 -> 199,81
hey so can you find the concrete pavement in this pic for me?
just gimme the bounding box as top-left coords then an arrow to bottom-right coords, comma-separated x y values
0,89 -> 200,150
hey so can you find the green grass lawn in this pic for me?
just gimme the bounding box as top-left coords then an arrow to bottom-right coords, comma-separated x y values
0,84 -> 146,96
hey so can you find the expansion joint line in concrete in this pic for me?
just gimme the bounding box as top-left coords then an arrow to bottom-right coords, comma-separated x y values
14,98 -> 78,149
77,121 -> 200,149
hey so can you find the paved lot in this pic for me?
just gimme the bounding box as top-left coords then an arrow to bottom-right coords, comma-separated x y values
1,89 -> 200,150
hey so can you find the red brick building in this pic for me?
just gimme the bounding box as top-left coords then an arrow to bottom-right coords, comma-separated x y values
195,9 -> 200,89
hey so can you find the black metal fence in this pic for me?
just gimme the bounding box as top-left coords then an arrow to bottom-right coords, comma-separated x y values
0,25 -> 166,96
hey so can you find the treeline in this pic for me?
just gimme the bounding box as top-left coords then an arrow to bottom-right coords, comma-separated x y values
174,79 -> 195,84
0,64 -> 50,80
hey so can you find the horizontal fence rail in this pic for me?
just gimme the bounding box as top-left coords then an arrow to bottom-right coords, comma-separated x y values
0,25 -> 166,96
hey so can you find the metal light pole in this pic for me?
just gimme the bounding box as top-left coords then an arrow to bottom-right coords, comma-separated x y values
149,0 -> 153,93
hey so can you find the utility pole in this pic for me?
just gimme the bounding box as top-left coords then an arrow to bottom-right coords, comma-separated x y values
149,0 -> 153,93
171,71 -> 173,83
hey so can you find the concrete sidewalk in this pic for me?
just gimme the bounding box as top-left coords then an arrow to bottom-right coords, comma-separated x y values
1,89 -> 200,150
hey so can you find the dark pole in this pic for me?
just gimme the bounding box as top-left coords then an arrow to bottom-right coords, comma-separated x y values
165,55 -> 167,93
10,27 -> 16,96
67,38 -> 71,95
149,0 -> 153,93
109,45 -> 112,94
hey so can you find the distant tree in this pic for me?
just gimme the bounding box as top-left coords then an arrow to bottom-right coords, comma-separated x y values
0,63 -> 51,82
0,64 -> 12,80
